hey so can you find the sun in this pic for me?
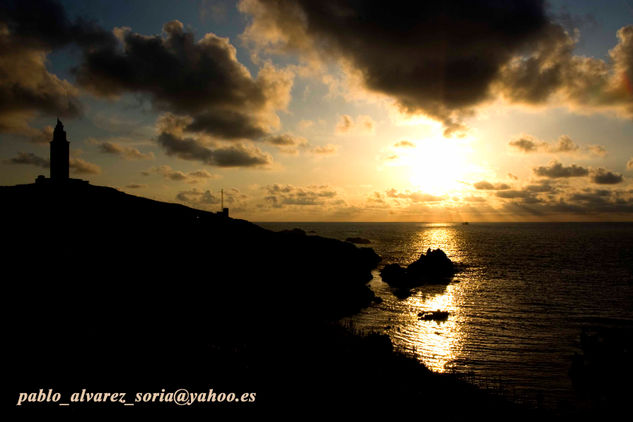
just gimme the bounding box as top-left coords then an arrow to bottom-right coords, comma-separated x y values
401,137 -> 477,196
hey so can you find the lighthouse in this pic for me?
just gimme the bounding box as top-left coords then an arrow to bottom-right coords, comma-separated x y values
50,118 -> 69,182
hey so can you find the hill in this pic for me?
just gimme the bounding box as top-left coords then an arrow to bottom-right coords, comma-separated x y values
3,183 -> 534,415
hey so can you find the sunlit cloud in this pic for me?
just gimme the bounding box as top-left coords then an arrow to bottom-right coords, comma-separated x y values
509,134 -> 607,157
335,114 -> 376,135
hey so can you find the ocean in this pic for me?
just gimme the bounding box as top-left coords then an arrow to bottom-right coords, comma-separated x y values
256,222 -> 633,409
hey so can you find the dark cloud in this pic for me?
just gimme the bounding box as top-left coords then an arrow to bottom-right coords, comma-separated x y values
211,143 -> 272,167
154,114 -> 272,168
508,134 -> 597,155
3,152 -> 49,168
533,161 -> 589,178
3,150 -> 100,174
2,0 -> 294,145
241,1 -> 633,132
0,0 -> 113,137
496,23 -> 633,117
184,110 -> 269,140
499,188 -> 633,217
509,136 -> 543,152
157,131 -> 272,168
241,0 -> 553,133
495,190 -> 539,201
0,0 -> 115,51
591,168 -> 623,185
525,181 -> 557,193
473,181 -> 511,190
75,19 -> 292,141
125,183 -> 147,189
569,189 -> 612,205
262,133 -> 309,154
264,134 -> 301,146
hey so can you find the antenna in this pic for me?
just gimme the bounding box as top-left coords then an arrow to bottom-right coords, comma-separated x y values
221,188 -> 224,210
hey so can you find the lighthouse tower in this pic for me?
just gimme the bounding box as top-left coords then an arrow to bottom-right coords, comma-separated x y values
50,118 -> 69,182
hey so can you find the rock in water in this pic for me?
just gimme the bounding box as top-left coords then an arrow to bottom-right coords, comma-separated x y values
380,248 -> 455,288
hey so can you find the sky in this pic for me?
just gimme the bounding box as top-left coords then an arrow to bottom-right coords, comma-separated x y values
0,0 -> 632,222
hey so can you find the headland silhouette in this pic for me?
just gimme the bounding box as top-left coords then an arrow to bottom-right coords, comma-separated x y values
4,120 -> 543,415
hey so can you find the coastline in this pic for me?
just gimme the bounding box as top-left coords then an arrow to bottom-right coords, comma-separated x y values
2,183 -> 560,415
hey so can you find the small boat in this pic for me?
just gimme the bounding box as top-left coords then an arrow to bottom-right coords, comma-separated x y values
462,222 -> 469,225
418,310 -> 449,321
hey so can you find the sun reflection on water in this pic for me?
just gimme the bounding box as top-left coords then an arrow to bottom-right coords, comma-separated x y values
384,225 -> 465,373
341,224 -> 468,374
392,286 -> 460,372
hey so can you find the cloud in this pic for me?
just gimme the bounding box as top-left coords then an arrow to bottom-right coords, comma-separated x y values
509,136 -> 544,153
549,135 -> 580,153
533,161 -> 589,178
240,1 -> 633,133
335,114 -> 375,135
473,181 -> 511,190
125,183 -> 147,189
240,0 -> 552,133
155,114 -> 272,167
385,189 -> 444,203
188,169 -> 217,179
143,165 -> 220,182
310,144 -> 339,155
75,19 -> 293,141
69,157 -> 101,174
297,119 -> 314,130
498,188 -> 633,217
524,181 -> 556,193
587,145 -> 607,157
264,184 -> 337,207
509,134 -> 605,156
496,24 -> 633,117
462,195 -> 487,202
3,149 -> 100,174
590,168 -> 623,185
0,0 -> 116,138
495,190 -> 539,201
176,188 -> 221,205
97,141 -> 154,160
569,189 -> 612,204
263,133 -> 309,154
3,152 -> 49,168
627,157 -> 633,170
209,143 -> 272,167
393,140 -> 415,148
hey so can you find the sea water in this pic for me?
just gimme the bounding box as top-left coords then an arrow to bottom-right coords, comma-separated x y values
257,222 -> 633,409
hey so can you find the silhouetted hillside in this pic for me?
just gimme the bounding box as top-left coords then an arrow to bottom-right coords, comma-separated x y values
3,183 -> 537,416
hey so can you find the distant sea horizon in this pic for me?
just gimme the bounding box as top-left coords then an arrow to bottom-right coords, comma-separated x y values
254,220 -> 633,224
257,221 -> 633,410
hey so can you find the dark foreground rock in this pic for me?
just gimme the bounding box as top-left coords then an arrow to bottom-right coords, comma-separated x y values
346,236 -> 371,244
2,183 -> 543,416
381,248 -> 455,288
